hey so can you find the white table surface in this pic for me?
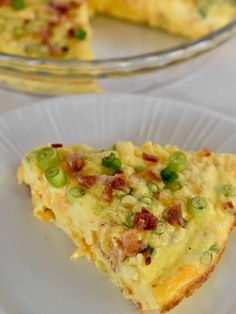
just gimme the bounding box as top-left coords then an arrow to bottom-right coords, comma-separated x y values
0,37 -> 236,314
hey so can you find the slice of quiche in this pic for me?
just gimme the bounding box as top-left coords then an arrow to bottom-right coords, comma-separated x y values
89,0 -> 236,39
17,141 -> 236,313
0,0 -> 93,59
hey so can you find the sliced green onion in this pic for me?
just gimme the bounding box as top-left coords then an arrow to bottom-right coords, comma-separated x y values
115,190 -> 126,199
209,243 -> 219,253
102,152 -> 115,166
67,187 -> 86,204
160,166 -> 178,184
198,7 -> 208,18
154,221 -> 166,235
102,153 -> 121,171
110,158 -> 121,171
147,181 -> 160,193
146,245 -> 154,255
190,197 -> 207,212
12,0 -> 25,10
36,147 -> 58,171
45,167 -> 67,188
134,165 -> 144,173
200,251 -> 213,265
200,243 -> 219,265
169,151 -> 187,172
218,184 -> 236,197
74,28 -> 87,40
138,195 -> 153,206
124,212 -> 133,228
165,181 -> 183,191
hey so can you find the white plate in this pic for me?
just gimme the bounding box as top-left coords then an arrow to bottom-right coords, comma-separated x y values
0,94 -> 235,314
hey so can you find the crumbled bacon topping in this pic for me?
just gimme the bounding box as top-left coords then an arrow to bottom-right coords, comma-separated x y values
121,229 -> 146,257
67,153 -> 84,172
142,152 -> 159,163
48,15 -> 60,26
164,202 -> 184,226
0,0 -> 10,6
153,191 -> 160,200
111,174 -> 126,190
200,148 -> 212,157
51,143 -> 63,148
38,29 -> 52,43
136,303 -> 143,313
133,208 -> 158,230
223,201 -> 234,209
111,237 -> 125,272
102,184 -> 113,203
143,250 -> 152,265
48,1 -> 80,15
26,184 -> 31,196
76,174 -> 97,189
135,169 -> 161,183
48,1 -> 70,14
68,28 -> 75,37
47,44 -> 64,56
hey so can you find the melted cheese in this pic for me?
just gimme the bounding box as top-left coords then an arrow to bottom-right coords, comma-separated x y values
89,0 -> 236,38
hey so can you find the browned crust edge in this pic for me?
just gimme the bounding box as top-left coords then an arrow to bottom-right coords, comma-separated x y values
160,224 -> 235,313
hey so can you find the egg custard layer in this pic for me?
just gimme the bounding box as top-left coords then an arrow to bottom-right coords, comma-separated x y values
89,0 -> 236,39
18,141 -> 236,313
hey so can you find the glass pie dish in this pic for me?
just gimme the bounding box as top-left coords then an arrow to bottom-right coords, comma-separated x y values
0,16 -> 236,95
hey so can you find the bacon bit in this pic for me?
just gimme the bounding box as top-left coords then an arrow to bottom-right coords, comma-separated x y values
76,174 -> 97,189
135,169 -> 161,183
0,0 -> 10,6
47,44 -> 63,56
153,191 -> 160,200
70,1 -> 80,8
142,152 -> 159,163
38,29 -> 52,43
48,15 -> 59,26
115,169 -> 123,174
67,153 -> 84,172
62,46 -> 69,53
136,302 -> 143,313
24,19 -> 31,25
101,174 -> 126,190
48,2 -> 70,15
223,201 -> 234,209
102,184 -> 113,203
200,148 -> 212,157
68,28 -> 75,37
143,250 -> 152,265
164,202 -> 184,226
111,237 -> 125,272
51,143 -> 63,148
133,208 -> 158,231
26,184 -> 31,196
121,229 -> 146,257
111,174 -> 126,190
